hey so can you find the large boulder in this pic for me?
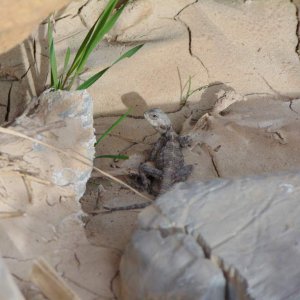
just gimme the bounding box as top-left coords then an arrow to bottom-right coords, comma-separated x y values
0,90 -> 117,299
120,172 -> 300,299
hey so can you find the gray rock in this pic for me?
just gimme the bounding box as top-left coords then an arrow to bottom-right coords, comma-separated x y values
0,89 -> 97,299
121,230 -> 225,300
120,172 -> 300,300
11,89 -> 95,200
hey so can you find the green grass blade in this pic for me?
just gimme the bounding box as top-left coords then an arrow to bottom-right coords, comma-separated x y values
77,67 -> 109,90
65,74 -> 77,91
49,41 -> 59,89
58,47 -> 71,89
77,44 -> 143,90
77,2 -> 125,73
63,0 -> 118,88
95,109 -> 130,146
185,76 -> 192,99
67,0 -> 119,78
65,16 -> 98,79
47,19 -> 53,87
113,44 -> 143,65
63,47 -> 71,75
95,154 -> 129,160
48,20 -> 58,89
63,23 -> 98,87
182,75 -> 194,92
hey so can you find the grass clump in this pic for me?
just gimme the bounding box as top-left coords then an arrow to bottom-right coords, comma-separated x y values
48,0 -> 141,160
48,0 -> 143,91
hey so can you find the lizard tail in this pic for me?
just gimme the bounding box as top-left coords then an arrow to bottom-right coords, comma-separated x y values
103,201 -> 152,212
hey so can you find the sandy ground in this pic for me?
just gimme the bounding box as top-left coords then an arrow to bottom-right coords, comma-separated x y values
1,0 -> 300,298
84,90 -> 300,298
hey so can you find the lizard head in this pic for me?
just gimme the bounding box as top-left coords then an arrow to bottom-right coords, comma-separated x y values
144,108 -> 171,134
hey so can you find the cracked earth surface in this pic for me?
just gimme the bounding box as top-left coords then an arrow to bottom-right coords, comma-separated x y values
1,0 -> 300,299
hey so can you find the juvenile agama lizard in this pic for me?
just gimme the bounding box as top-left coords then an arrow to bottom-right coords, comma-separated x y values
104,108 -> 193,211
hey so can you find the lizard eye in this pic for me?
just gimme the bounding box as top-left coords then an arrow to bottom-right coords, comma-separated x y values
151,114 -> 158,119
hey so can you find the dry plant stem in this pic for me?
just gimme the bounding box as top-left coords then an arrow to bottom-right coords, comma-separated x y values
91,168 -> 139,177
0,171 -> 52,185
177,67 -> 184,103
30,258 -> 81,300
23,176 -> 33,203
0,127 -> 151,201
0,170 -> 74,200
0,210 -> 25,218
93,166 -> 150,200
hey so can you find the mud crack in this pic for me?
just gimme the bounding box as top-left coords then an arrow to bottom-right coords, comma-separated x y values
196,232 -> 251,300
291,0 -> 300,59
20,65 -> 32,80
5,83 -> 13,122
210,154 -> 220,177
289,100 -> 299,114
174,0 -> 210,79
260,75 -> 300,114
110,270 -> 120,300
154,221 -> 251,300
41,14 -> 72,24
74,0 -> 90,17
201,143 -> 221,177
72,0 -> 90,28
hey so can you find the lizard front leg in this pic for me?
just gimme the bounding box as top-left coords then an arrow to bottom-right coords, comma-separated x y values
173,164 -> 193,182
149,135 -> 166,161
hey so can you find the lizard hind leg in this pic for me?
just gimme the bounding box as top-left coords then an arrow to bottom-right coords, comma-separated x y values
173,165 -> 193,182
139,162 -> 163,192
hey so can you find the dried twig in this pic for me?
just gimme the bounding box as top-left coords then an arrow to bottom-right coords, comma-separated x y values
0,210 -> 25,218
30,258 -> 81,300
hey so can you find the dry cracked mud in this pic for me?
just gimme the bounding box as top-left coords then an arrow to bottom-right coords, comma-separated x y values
1,0 -> 300,299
